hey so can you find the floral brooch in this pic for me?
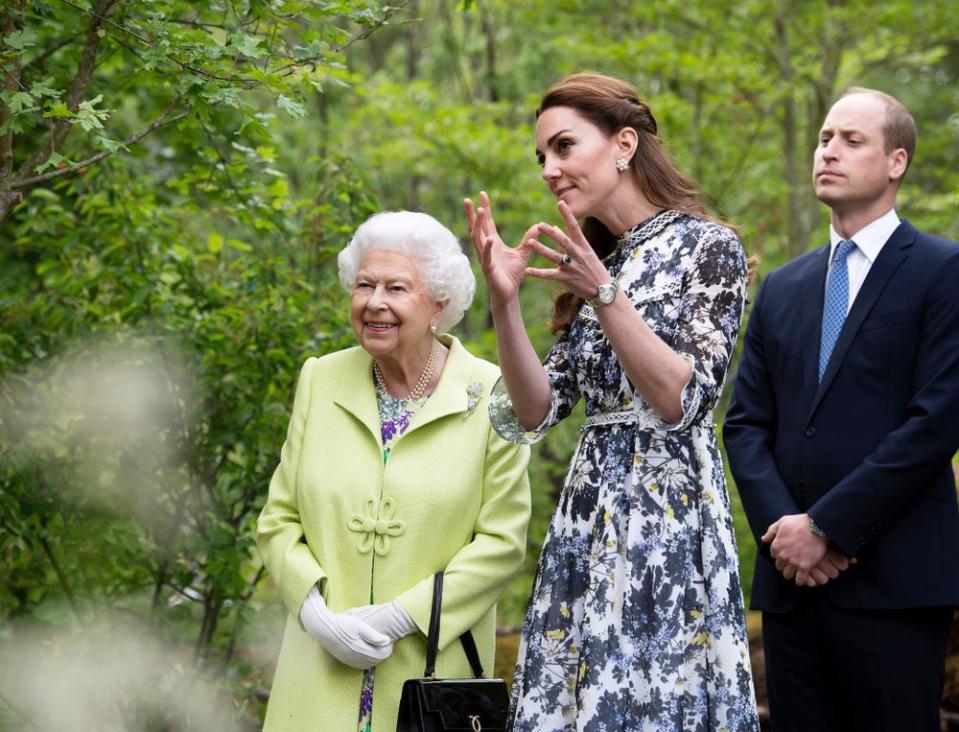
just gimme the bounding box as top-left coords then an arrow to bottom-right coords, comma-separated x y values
466,381 -> 484,417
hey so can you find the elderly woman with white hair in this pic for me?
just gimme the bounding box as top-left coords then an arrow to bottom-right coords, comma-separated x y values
257,210 -> 531,732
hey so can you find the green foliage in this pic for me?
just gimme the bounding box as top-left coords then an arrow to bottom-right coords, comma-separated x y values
3,0 -> 959,725
1,1 -> 387,726
0,146 -> 376,724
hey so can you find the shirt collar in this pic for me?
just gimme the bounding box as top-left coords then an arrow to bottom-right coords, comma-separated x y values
829,208 -> 900,264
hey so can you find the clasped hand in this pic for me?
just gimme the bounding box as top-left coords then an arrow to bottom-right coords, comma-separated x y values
763,513 -> 855,587
299,585 -> 393,670
464,191 -> 611,303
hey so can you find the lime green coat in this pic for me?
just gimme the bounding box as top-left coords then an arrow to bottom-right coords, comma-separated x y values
257,335 -> 531,731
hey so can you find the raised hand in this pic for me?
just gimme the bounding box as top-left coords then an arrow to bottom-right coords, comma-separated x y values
523,200 -> 613,299
464,191 -> 538,305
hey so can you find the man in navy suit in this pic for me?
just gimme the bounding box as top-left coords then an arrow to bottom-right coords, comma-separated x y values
724,88 -> 959,731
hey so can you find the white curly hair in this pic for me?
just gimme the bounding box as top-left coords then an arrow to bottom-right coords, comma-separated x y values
337,211 -> 476,333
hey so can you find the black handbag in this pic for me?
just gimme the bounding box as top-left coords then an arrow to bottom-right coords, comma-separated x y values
396,572 -> 511,732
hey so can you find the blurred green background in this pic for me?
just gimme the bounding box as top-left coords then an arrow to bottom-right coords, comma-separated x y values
2,1 -> 958,728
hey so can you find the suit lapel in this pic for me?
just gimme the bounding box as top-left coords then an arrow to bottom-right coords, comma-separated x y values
806,221 -> 916,421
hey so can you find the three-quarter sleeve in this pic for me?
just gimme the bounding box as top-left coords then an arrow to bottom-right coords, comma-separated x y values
395,423 -> 531,648
488,330 -> 582,444
256,357 -> 327,616
643,226 -> 748,432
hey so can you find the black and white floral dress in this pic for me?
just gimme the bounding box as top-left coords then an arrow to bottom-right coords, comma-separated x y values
491,210 -> 759,731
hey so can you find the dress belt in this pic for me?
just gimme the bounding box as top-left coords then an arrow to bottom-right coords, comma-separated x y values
581,409 -> 637,430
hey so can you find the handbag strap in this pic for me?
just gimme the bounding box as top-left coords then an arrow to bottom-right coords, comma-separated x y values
423,572 -> 444,677
422,571 -> 486,679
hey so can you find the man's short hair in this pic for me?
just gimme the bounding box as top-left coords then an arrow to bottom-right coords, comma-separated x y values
842,86 -> 917,172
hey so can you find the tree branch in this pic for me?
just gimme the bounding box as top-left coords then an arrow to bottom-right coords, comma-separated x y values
1,1 -> 26,181
55,0 -> 238,82
268,1 -> 413,78
199,119 -> 244,198
221,565 -> 265,668
11,104 -> 187,188
713,102 -> 774,212
20,32 -> 84,75
35,474 -> 85,625
16,0 -> 118,185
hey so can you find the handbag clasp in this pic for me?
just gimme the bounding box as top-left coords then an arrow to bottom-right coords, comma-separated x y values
469,715 -> 482,732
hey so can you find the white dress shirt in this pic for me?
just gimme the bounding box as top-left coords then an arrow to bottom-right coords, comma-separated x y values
827,208 -> 901,314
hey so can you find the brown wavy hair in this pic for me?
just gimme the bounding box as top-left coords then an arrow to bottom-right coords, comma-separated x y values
537,72 -> 743,333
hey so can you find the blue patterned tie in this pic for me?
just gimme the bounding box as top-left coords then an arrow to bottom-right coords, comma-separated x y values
819,239 -> 856,381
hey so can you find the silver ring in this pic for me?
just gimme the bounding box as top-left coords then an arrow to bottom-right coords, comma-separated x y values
560,254 -> 572,266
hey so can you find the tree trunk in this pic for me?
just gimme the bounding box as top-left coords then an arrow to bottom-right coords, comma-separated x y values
774,4 -> 807,260
0,1 -> 26,224
476,0 -> 498,102
406,1 -> 421,209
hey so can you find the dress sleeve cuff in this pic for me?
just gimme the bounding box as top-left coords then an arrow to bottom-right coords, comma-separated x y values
633,353 -> 702,432
487,375 -> 553,445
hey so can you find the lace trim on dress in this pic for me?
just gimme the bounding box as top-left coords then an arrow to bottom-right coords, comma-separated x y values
602,208 -> 684,262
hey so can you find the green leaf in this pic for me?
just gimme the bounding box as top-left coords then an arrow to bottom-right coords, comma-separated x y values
4,28 -> 38,51
268,178 -> 289,199
205,87 -> 242,108
29,188 -> 59,201
226,238 -> 253,252
29,81 -> 63,100
73,94 -> 110,131
3,91 -> 35,114
248,68 -> 285,88
43,102 -> 73,119
276,95 -> 306,118
96,136 -> 121,153
34,152 -> 68,175
141,45 -> 166,71
208,232 -> 224,254
0,115 -> 30,135
230,33 -> 267,59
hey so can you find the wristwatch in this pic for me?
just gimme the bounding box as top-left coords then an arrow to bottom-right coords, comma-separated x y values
809,516 -> 827,539
587,279 -> 620,308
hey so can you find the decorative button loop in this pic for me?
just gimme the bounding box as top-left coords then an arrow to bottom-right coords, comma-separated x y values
347,497 -> 406,556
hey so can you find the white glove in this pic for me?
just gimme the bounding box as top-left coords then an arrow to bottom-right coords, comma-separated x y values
346,600 -> 419,641
298,585 -> 393,669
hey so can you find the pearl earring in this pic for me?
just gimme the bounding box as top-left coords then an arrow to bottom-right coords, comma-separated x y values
615,157 -> 630,172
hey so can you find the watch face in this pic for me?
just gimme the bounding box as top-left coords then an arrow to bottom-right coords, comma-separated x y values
597,283 -> 616,305
589,280 -> 619,308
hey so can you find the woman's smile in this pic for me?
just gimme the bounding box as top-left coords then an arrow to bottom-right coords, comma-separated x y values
364,321 -> 397,332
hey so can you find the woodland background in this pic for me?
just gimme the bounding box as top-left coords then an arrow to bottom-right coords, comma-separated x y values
1,1 -> 958,729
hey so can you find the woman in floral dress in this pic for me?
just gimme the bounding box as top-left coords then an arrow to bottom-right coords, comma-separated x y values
465,73 -> 759,731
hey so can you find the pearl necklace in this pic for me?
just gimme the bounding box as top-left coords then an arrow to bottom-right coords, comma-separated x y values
372,339 -> 439,401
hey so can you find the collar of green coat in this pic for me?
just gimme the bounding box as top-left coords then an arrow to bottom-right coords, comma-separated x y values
331,334 -> 482,445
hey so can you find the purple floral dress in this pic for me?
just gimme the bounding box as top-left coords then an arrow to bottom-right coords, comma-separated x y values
357,386 -> 428,732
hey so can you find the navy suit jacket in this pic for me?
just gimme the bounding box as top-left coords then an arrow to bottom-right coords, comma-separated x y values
724,220 -> 959,613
